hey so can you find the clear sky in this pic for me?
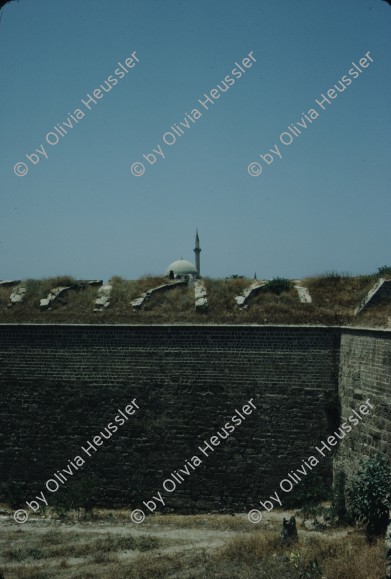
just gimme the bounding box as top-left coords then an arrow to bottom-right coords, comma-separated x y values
0,0 -> 390,280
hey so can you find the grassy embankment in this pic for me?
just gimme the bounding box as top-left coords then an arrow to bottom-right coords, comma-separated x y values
0,272 -> 390,326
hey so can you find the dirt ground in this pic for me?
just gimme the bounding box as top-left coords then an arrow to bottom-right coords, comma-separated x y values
0,505 -> 385,578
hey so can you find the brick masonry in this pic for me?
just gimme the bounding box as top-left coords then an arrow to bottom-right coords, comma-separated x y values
0,324 -> 389,513
335,328 -> 391,481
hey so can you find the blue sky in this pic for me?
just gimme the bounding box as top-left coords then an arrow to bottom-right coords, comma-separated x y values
0,0 -> 390,280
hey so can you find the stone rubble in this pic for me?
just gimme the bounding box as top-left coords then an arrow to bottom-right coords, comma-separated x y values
194,280 -> 208,310
131,280 -> 188,310
40,281 -> 103,311
94,283 -> 113,312
235,281 -> 266,308
9,285 -> 26,306
40,287 -> 72,310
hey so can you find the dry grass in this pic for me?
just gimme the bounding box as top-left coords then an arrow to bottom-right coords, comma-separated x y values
0,524 -> 165,578
212,530 -> 386,578
0,273 -> 390,327
0,285 -> 12,309
357,302 -> 391,327
137,281 -> 199,324
203,277 -> 248,322
240,287 -> 340,325
2,530 -> 160,562
105,278 -> 136,321
147,513 -> 252,532
0,518 -> 386,579
304,273 -> 375,310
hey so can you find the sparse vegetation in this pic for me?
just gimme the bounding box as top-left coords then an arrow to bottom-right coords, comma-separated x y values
263,277 -> 293,295
214,531 -> 385,579
4,480 -> 28,509
347,454 -> 391,538
283,471 -> 332,509
377,265 -> 391,277
0,272 -> 390,327
1,527 -> 161,565
51,475 -> 99,519
0,510 -> 385,578
148,513 -> 252,532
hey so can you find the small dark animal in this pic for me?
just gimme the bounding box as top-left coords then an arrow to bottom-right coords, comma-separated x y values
282,516 -> 298,541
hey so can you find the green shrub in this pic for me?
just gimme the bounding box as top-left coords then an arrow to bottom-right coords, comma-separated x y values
377,265 -> 391,276
4,480 -> 28,509
52,487 -> 75,519
52,474 -> 98,519
263,277 -> 293,295
347,454 -> 391,538
283,470 -> 332,508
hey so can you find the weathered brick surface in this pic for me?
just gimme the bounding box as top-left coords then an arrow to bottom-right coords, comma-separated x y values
0,324 -> 352,512
335,329 -> 391,480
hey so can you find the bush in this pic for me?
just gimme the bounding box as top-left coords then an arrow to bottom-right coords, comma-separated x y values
263,277 -> 293,295
51,487 -> 75,519
347,454 -> 391,538
52,475 -> 98,519
377,265 -> 391,276
4,480 -> 28,509
283,470 -> 332,508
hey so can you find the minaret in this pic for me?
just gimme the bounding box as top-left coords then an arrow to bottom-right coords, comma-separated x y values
194,229 -> 201,276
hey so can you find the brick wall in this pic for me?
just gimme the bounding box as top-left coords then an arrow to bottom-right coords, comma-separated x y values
0,324 -> 341,512
335,328 -> 391,481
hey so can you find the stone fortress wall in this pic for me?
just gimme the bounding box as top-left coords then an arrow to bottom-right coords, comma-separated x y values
334,328 -> 391,480
0,324 -> 389,512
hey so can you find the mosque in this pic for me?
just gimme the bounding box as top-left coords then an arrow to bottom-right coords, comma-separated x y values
164,230 -> 201,280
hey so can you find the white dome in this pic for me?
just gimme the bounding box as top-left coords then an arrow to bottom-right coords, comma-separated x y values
165,259 -> 198,276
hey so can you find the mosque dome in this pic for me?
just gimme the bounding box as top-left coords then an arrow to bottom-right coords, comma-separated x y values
165,259 -> 198,277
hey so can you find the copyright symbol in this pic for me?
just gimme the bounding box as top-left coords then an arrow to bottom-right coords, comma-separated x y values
248,509 -> 263,524
131,162 -> 145,177
248,162 -> 262,177
14,509 -> 29,524
14,162 -> 29,177
131,509 -> 145,524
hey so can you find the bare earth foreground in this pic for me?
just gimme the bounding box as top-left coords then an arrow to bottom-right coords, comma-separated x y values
0,507 -> 386,578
